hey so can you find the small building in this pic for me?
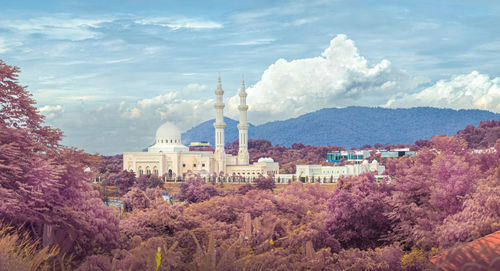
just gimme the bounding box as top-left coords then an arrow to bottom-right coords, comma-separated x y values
327,150 -> 371,163
376,148 -> 415,159
275,160 -> 385,183
189,141 -> 211,147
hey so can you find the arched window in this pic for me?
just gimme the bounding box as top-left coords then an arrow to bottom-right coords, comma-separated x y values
139,169 -> 144,175
146,166 -> 151,175
153,166 -> 158,175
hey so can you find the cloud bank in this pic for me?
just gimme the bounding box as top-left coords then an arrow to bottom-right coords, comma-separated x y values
227,34 -> 415,123
39,105 -> 64,119
385,71 -> 500,112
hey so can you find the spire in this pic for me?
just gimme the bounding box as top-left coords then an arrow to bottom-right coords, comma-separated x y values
239,75 -> 247,96
217,72 -> 222,89
215,72 -> 224,95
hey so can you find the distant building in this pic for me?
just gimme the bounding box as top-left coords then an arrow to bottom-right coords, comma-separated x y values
376,148 -> 415,159
275,160 -> 385,183
189,141 -> 211,147
327,150 -> 371,163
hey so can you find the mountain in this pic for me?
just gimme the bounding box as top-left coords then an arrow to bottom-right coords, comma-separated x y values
182,107 -> 500,148
182,117 -> 256,146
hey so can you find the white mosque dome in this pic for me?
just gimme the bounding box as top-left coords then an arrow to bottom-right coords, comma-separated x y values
148,121 -> 188,153
258,157 -> 274,163
155,121 -> 182,144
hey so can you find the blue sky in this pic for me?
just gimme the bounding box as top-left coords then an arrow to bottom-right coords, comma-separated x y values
1,0 -> 499,154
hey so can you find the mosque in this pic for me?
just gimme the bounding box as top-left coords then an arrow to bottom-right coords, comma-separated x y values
123,75 -> 279,180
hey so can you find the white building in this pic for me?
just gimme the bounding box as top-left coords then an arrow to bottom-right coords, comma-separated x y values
275,160 -> 385,183
123,75 -> 279,181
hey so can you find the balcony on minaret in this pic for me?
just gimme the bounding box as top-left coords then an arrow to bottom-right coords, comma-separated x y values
237,123 -> 249,130
214,122 -> 226,129
215,102 -> 225,109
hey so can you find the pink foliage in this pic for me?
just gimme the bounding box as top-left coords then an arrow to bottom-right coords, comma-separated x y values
179,176 -> 218,203
326,173 -> 392,249
123,187 -> 151,211
0,60 -> 119,261
136,174 -> 163,190
253,175 -> 276,190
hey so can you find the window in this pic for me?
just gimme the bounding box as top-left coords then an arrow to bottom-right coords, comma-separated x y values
193,164 -> 196,168
139,169 -> 144,175
154,169 -> 158,175
182,163 -> 186,168
170,139 -> 173,143
146,169 -> 151,174
161,140 -> 163,143
202,163 -> 205,167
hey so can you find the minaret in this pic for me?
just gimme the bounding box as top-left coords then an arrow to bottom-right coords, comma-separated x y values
237,76 -> 250,165
213,73 -> 226,173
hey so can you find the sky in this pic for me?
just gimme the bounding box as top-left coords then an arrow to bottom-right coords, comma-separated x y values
1,0 -> 500,154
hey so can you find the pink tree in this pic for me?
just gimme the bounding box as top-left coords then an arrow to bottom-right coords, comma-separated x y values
123,187 -> 151,211
253,175 -> 276,191
326,173 -> 392,250
179,176 -> 217,203
0,60 -> 119,261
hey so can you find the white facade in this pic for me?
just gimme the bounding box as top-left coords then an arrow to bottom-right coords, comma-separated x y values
275,160 -> 385,183
123,74 -> 279,181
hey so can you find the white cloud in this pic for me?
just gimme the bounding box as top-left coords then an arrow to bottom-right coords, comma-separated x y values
183,83 -> 208,92
120,88 -> 214,131
0,38 -> 23,53
283,17 -> 319,27
135,17 -> 222,30
224,38 -> 276,46
39,105 -> 64,119
0,17 -> 111,41
104,58 -> 134,64
230,1 -> 322,24
385,71 -> 500,113
226,34 -> 414,123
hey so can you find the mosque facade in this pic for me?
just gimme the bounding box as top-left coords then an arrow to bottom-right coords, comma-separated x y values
123,75 -> 279,180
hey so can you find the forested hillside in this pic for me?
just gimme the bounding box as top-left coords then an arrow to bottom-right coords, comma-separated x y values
183,107 -> 499,148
